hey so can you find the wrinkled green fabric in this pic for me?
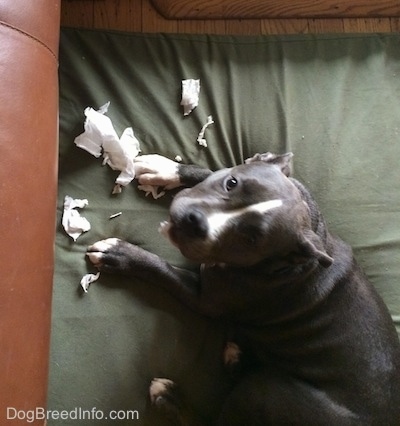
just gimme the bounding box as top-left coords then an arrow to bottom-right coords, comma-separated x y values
48,28 -> 400,425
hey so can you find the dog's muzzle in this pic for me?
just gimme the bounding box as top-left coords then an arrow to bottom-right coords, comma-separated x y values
174,208 -> 208,238
159,207 -> 209,244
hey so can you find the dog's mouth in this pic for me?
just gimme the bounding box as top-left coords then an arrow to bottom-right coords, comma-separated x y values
159,220 -> 174,243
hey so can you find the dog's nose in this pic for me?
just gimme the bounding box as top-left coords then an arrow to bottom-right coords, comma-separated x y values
179,208 -> 208,238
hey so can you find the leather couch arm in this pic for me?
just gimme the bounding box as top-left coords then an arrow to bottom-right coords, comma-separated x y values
0,0 -> 60,423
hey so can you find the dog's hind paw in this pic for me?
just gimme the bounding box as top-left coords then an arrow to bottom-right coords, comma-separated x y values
223,341 -> 243,379
223,341 -> 242,366
149,378 -> 181,410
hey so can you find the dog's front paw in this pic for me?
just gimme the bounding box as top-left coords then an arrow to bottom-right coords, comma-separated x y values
134,154 -> 181,190
86,238 -> 135,273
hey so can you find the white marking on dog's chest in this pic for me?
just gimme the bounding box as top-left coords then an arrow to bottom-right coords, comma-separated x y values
207,199 -> 283,239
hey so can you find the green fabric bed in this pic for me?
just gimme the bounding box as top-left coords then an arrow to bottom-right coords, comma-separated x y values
49,28 -> 400,425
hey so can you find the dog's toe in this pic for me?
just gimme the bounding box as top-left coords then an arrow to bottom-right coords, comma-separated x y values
86,251 -> 104,267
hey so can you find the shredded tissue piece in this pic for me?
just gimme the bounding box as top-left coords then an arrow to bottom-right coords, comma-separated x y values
62,196 -> 91,241
181,79 -> 200,116
109,212 -> 122,219
197,115 -> 214,147
80,272 -> 100,293
74,102 -> 141,193
138,184 -> 166,199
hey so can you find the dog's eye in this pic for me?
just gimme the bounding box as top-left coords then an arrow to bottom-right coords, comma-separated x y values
225,176 -> 238,191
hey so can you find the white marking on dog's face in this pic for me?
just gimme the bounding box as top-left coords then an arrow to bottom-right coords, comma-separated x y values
207,199 -> 283,240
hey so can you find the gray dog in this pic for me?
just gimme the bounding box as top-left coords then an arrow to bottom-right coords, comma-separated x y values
87,153 -> 400,425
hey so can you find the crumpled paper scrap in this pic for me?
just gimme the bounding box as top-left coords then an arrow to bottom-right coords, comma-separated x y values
181,79 -> 200,116
74,102 -> 141,193
80,272 -> 100,293
62,196 -> 91,241
197,115 -> 214,147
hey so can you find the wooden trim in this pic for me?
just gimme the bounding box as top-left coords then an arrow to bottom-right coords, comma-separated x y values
150,0 -> 400,19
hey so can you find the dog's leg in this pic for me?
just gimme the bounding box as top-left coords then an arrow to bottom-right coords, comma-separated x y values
86,238 -> 219,317
134,154 -> 212,189
87,240 -> 216,424
217,372 -> 359,426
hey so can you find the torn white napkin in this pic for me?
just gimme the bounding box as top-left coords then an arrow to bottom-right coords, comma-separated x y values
62,196 -> 91,241
74,102 -> 141,192
197,115 -> 214,147
80,272 -> 100,293
181,79 -> 200,116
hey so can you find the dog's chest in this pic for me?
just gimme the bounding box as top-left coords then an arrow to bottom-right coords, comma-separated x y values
200,263 -> 316,322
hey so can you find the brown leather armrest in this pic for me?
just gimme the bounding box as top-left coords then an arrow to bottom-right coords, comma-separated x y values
0,1 -> 60,423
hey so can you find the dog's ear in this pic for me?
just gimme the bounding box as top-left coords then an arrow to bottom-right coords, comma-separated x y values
245,152 -> 293,177
296,229 -> 334,268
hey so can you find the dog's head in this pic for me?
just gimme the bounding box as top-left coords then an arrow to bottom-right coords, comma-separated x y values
160,153 -> 333,268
